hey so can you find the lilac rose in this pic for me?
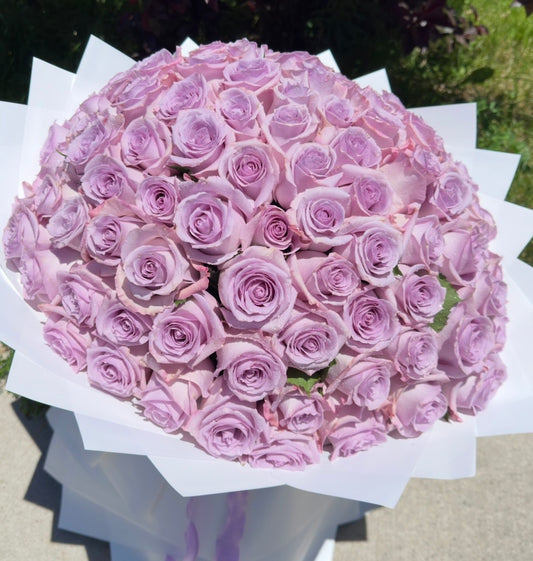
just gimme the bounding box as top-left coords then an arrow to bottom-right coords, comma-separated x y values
266,102 -> 319,148
121,116 -> 171,174
154,74 -> 208,122
217,336 -> 287,402
86,341 -> 146,399
47,196 -> 89,250
136,176 -> 179,224
80,155 -> 136,204
342,165 -> 393,216
148,292 -> 225,366
330,126 -> 381,168
265,387 -> 325,435
43,317 -> 90,372
3,199 -> 47,261
83,215 -> 139,266
425,168 -> 474,221
400,215 -> 444,270
218,246 -> 297,333
248,431 -> 321,470
251,205 -> 298,252
393,329 -> 440,382
217,88 -> 261,138
95,299 -> 152,347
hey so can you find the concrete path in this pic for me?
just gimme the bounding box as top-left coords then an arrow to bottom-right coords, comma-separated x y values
1,388 -> 532,561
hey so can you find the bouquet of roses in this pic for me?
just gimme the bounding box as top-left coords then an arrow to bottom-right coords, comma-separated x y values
0,35 -> 519,475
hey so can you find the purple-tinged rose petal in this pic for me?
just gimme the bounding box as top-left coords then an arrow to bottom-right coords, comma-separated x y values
330,126 -> 381,168
217,336 -> 287,402
217,88 -> 261,138
154,74 -> 208,122
47,196 -> 89,250
393,329 -> 440,382
171,108 -> 229,172
80,155 -> 136,204
343,288 -> 400,353
87,341 -> 146,399
3,199 -> 47,261
136,176 -> 179,223
425,169 -> 474,220
396,269 -> 446,326
252,205 -> 298,252
83,215 -> 138,266
342,166 -> 393,216
95,299 -> 152,347
30,173 -> 62,218
323,95 -> 355,128
43,318 -> 90,372
324,406 -> 387,460
121,116 -> 171,174
400,215 -> 444,271
186,389 -> 267,460
266,387 -> 325,435
248,431 -> 321,470
218,246 -> 297,333
327,352 -> 393,410
149,292 -> 225,366
390,382 -> 447,438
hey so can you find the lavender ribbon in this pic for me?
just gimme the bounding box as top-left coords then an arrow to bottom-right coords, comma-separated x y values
165,491 -> 249,561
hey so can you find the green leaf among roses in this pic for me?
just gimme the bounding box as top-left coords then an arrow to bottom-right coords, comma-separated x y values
430,274 -> 461,333
287,361 -> 335,394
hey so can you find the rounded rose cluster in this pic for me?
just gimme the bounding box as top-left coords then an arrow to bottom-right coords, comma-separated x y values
3,39 -> 507,470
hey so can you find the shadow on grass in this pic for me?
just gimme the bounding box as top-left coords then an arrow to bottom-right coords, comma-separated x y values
12,399 -> 111,561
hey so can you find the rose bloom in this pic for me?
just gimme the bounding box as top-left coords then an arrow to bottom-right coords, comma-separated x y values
43,317 -> 90,372
47,196 -> 89,250
154,74 -> 208,122
80,154 -> 136,204
251,205 -> 298,253
327,352 -> 394,411
323,405 -> 388,460
217,336 -> 287,402
330,126 -> 381,168
400,215 -> 444,271
393,328 -> 440,382
17,249 -> 63,304
445,353 -> 507,417
121,116 -> 171,174
342,165 -> 393,216
116,224 -> 203,314
323,94 -> 355,128
148,292 -> 225,366
287,186 -> 353,251
266,102 -> 319,149
425,168 -> 474,221
288,250 -> 360,309
57,265 -> 109,328
217,87 -> 261,138
390,382 -> 448,438
277,306 -> 347,374
30,173 -> 62,218
186,387 -> 268,460
248,430 -> 321,470
265,387 -> 325,435
395,268 -> 446,327
340,221 -> 402,287
174,178 -> 248,265
3,198 -> 47,262
95,299 -> 152,347
438,304 -> 496,378
138,362 -> 214,433
343,288 -> 400,353
171,108 -> 229,172
86,341 -> 147,399
218,140 -> 280,209
218,246 -> 297,332
136,176 -> 179,224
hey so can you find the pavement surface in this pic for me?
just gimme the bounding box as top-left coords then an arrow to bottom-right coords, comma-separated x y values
1,387 -> 532,561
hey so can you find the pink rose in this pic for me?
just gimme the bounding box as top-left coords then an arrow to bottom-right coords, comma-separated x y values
121,116 -> 172,174
445,354 -> 507,416
266,387 -> 325,435
340,221 -> 402,287
393,329 -> 440,382
217,88 -> 261,138
343,288 -> 400,353
217,336 -> 287,402
248,431 -> 321,470
148,292 -> 225,366
390,382 -> 447,438
86,341 -> 147,399
218,246 -> 297,333
330,126 -> 381,168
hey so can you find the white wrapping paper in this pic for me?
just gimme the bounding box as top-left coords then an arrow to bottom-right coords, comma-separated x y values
1,36 -> 532,514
